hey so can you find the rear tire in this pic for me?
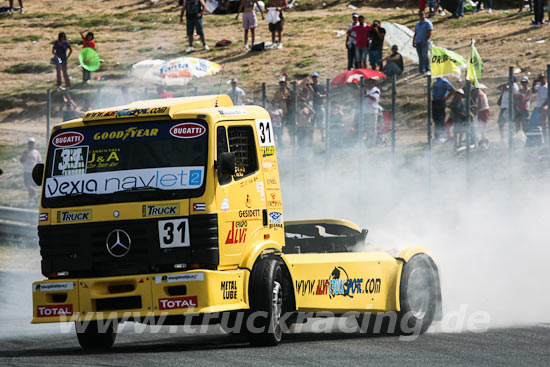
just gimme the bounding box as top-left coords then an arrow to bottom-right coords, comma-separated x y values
76,321 -> 117,350
397,254 -> 437,335
247,257 -> 288,346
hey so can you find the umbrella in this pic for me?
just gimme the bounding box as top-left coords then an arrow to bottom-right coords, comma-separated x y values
381,21 -> 418,64
78,47 -> 101,72
330,69 -> 386,86
132,57 -> 221,86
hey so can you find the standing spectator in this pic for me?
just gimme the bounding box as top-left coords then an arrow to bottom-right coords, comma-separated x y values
8,0 -> 23,14
20,138 -> 42,203
450,0 -> 464,18
226,78 -> 246,105
413,10 -> 432,74
180,0 -> 209,53
296,98 -> 315,151
268,100 -> 284,146
518,0 -> 532,13
266,0 -> 289,49
362,78 -> 380,147
309,72 -> 326,139
62,93 -> 84,121
496,80 -> 519,142
476,0 -> 493,13
348,15 -> 370,69
533,0 -> 544,27
345,13 -> 359,70
274,76 -> 292,132
432,77 -> 455,141
236,0 -> 264,50
382,45 -> 404,77
79,30 -> 96,84
419,0 -> 427,12
449,89 -> 469,149
531,73 -> 548,141
428,0 -> 437,17
52,32 -> 72,90
514,76 -> 531,132
368,20 -> 386,71
157,85 -> 174,98
472,87 -> 490,149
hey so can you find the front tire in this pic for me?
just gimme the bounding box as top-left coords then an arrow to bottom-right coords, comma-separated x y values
76,321 -> 117,350
397,254 -> 438,335
247,257 -> 287,346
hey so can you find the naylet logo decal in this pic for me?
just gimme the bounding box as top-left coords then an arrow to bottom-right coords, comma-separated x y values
52,132 -> 84,147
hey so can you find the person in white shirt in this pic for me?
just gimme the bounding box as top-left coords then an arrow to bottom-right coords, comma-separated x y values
20,137 -> 42,202
531,73 -> 548,142
496,79 -> 519,142
345,12 -> 359,70
362,78 -> 381,147
226,78 -> 246,105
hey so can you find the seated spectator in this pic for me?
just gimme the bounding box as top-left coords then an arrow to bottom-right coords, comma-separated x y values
382,45 -> 404,77
226,78 -> 246,105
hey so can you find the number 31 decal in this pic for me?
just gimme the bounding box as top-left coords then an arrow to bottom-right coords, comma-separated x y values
256,119 -> 274,147
158,218 -> 190,248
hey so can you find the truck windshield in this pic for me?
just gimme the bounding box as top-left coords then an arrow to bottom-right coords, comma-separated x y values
42,119 -> 208,208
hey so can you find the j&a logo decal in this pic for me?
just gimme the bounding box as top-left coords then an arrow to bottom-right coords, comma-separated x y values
52,132 -> 84,147
106,229 -> 131,257
169,123 -> 206,139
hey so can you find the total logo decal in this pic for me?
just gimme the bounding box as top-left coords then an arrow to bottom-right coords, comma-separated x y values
159,296 -> 198,310
295,267 -> 381,299
44,166 -> 204,198
225,221 -> 247,244
142,203 -> 179,217
37,304 -> 73,317
169,123 -> 206,139
52,132 -> 84,147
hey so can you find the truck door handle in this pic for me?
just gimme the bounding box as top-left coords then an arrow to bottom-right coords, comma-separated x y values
262,209 -> 268,226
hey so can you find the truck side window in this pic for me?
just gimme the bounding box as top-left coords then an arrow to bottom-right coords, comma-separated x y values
217,126 -> 232,185
228,126 -> 258,179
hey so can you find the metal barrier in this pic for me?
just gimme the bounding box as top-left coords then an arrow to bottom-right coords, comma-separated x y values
0,206 -> 38,242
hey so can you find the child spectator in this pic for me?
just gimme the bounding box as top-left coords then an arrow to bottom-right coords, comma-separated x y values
345,13 -> 359,70
382,45 -> 404,77
52,32 -> 72,90
368,20 -> 386,71
79,30 -> 96,84
20,138 -> 41,203
180,0 -> 209,52
348,15 -> 370,69
236,0 -> 264,50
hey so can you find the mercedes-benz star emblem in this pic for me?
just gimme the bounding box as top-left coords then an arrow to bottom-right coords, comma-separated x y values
106,229 -> 131,258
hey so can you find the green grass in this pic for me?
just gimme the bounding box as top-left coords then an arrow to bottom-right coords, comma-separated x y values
138,47 -> 154,53
4,62 -> 52,74
295,57 -> 318,68
12,34 -> 42,42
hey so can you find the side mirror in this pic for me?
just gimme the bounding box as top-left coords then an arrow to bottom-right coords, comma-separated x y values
32,163 -> 44,186
220,152 -> 236,176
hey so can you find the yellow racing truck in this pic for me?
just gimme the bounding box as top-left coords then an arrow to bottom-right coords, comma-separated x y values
30,95 -> 441,349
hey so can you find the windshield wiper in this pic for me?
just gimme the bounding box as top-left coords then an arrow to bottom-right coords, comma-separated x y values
118,186 -> 165,193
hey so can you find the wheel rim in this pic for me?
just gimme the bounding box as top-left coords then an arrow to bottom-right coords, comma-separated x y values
407,268 -> 430,319
272,280 -> 283,339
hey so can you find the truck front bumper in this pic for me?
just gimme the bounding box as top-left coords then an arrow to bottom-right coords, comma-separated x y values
32,269 -> 248,323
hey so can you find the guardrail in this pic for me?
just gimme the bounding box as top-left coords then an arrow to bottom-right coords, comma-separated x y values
0,206 -> 38,243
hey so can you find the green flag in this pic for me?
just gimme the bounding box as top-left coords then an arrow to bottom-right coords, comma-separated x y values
466,40 -> 483,87
430,44 -> 467,78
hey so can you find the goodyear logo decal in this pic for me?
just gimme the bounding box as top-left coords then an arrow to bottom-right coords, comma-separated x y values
93,127 -> 159,141
142,203 -> 180,217
57,209 -> 92,223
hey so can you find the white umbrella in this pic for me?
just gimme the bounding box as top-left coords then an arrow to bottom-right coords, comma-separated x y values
132,57 -> 221,86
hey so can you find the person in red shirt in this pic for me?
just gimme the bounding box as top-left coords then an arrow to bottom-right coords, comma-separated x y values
80,30 -> 96,84
347,15 -> 370,69
157,85 -> 174,99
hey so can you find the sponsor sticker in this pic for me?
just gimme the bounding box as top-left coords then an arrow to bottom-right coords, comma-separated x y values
52,146 -> 89,176
225,221 -> 247,244
52,132 -> 84,147
221,198 -> 229,211
218,109 -> 248,116
268,211 -> 283,224
294,267 -> 381,298
39,213 -> 48,222
256,181 -> 265,201
221,281 -> 238,300
142,203 -> 179,217
158,296 -> 198,310
92,127 -> 159,141
193,203 -> 206,211
44,166 -> 204,198
169,123 -> 206,139
155,273 -> 204,284
36,304 -> 73,317
33,282 -> 74,292
56,209 -> 92,223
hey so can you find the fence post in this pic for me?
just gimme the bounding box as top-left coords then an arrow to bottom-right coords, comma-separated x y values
465,79 -> 471,184
261,82 -> 267,109
325,78 -> 330,164
426,75 -> 432,196
194,87 -> 198,96
46,89 -> 51,145
231,84 -> 237,105
291,81 -> 298,188
547,64 -> 550,145
508,67 -> 514,158
144,87 -> 149,99
96,86 -> 103,108
358,77 -> 364,205
391,74 -> 396,156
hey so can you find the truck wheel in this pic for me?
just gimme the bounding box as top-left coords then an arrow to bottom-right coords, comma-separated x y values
397,254 -> 437,335
247,257 -> 287,346
76,321 -> 117,350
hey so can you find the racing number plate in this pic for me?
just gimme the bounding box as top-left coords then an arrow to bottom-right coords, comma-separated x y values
158,218 -> 190,249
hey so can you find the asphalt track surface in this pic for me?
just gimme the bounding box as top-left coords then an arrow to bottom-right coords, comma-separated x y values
2,272 -> 549,367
